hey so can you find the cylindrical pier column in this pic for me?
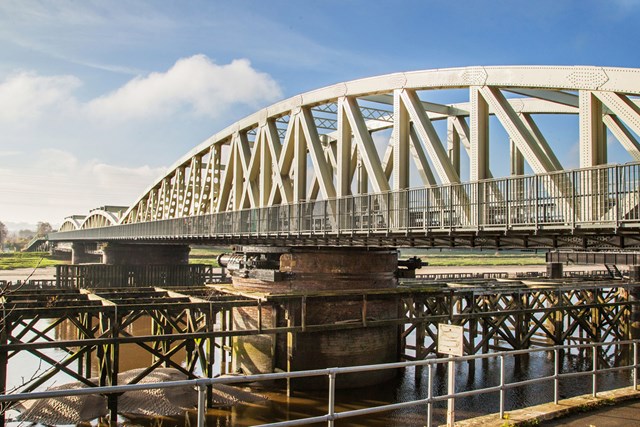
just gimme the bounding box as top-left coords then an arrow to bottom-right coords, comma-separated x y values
227,246 -> 400,389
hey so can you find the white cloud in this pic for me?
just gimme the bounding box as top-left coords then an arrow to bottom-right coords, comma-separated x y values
0,71 -> 80,122
0,54 -> 282,124
0,54 -> 283,223
0,149 -> 166,224
87,55 -> 282,121
0,150 -> 21,157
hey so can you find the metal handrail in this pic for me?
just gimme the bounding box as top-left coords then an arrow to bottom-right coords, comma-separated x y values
1,339 -> 638,427
47,162 -> 640,244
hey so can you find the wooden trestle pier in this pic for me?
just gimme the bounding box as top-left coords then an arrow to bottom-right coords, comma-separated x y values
1,275 -> 638,423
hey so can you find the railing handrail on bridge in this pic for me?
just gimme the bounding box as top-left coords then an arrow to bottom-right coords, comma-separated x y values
48,162 -> 640,246
0,339 -> 637,427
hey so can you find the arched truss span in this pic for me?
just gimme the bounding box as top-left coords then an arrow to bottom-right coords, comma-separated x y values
59,216 -> 85,232
120,66 -> 640,225
80,210 -> 120,230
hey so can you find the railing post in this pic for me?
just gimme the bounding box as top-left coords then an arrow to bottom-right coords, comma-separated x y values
572,170 -> 577,229
505,178 -> 510,229
634,342 -> 638,390
387,191 -> 391,232
554,348 -> 560,404
450,184 -> 455,232
197,382 -> 206,427
265,207 -> 270,236
534,175 -> 539,229
592,344 -> 598,397
477,181 -> 482,230
423,188 -> 429,232
427,363 -> 433,427
406,190 -> 411,233
351,197 -> 356,233
328,370 -> 336,427
324,199 -> 328,236
614,164 -> 620,227
499,354 -> 505,419
447,359 -> 455,427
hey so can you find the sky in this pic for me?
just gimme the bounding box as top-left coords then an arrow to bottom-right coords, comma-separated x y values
1,0 -> 640,230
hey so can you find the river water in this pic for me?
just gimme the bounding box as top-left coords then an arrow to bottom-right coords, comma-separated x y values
7,323 -> 633,427
183,349 -> 632,427
2,266 -> 634,425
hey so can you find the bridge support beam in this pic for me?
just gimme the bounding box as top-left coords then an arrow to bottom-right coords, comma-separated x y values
102,243 -> 190,265
222,246 -> 400,389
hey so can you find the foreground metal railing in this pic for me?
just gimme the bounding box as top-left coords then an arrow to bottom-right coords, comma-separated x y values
1,339 -> 638,427
48,162 -> 640,243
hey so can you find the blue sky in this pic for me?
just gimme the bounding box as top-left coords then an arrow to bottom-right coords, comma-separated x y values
1,0 -> 640,227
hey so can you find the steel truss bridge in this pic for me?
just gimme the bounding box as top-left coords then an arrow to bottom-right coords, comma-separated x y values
50,66 -> 640,249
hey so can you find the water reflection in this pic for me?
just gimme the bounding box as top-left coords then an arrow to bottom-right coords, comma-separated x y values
117,351 -> 633,427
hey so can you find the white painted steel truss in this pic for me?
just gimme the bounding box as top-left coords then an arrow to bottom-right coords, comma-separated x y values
69,66 -> 640,228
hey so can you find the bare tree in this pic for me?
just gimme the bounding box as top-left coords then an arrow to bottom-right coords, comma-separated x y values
0,221 -> 7,251
36,221 -> 53,237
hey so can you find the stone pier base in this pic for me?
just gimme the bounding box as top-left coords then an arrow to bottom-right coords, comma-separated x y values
226,246 -> 400,389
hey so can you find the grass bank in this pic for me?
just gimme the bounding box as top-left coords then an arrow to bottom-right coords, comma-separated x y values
0,248 -> 546,270
189,247 -> 225,267
191,247 -> 546,268
400,249 -> 546,267
0,252 -> 65,270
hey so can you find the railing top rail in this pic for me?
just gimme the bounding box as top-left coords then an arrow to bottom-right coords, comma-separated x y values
2,338 -> 638,403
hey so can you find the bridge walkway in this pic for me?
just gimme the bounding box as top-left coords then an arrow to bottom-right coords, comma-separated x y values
48,162 -> 640,249
453,386 -> 640,427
